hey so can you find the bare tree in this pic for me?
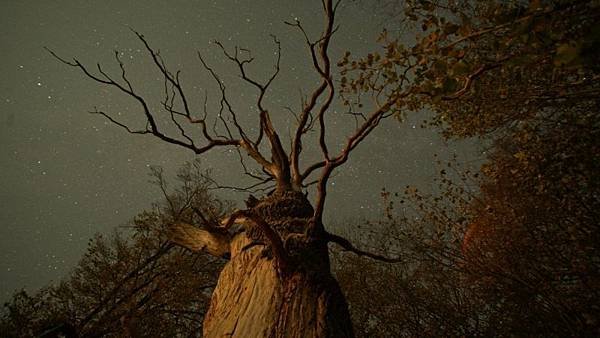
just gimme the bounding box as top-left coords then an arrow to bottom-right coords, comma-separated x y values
47,1 -> 404,337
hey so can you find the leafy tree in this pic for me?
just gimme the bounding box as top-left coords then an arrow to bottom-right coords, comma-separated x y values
334,163 -> 481,337
0,162 -> 226,337
335,0 -> 599,336
338,138 -> 598,336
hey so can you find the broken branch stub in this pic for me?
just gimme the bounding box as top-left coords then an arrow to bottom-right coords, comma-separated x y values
168,222 -> 231,258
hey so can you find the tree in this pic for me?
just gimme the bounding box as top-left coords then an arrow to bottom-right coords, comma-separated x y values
388,2 -> 599,334
337,132 -> 598,336
46,1 -> 410,336
336,0 -> 600,336
0,162 -> 225,337
331,161 -> 484,337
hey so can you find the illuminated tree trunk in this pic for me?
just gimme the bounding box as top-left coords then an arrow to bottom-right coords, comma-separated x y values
172,190 -> 354,337
52,0 -> 376,334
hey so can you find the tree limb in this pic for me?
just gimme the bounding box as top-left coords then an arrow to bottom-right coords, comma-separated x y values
222,210 -> 290,274
45,45 -> 240,156
287,2 -> 340,188
167,222 -> 231,258
327,232 -> 402,263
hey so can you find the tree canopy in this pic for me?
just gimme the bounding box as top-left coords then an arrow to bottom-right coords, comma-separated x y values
335,0 -> 599,336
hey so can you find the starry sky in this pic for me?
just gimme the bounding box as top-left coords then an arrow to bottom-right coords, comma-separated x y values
0,0 -> 479,301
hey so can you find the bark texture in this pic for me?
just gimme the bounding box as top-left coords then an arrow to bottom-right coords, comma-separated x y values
203,191 -> 354,338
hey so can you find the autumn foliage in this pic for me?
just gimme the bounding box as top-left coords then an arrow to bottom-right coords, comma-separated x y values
336,0 -> 599,336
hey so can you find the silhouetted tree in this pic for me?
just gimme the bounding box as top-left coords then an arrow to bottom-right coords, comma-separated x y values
335,0 -> 599,336
1,162 -> 226,337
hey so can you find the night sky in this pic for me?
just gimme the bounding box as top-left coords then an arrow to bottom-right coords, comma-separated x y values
0,1 -> 479,301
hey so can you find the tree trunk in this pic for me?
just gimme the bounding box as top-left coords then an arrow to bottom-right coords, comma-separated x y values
202,191 -> 354,338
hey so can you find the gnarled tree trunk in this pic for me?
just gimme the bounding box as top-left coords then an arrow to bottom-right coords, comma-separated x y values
49,0 -> 402,334
172,190 -> 354,337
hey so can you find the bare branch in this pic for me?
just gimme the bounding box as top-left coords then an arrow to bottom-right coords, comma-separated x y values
79,241 -> 174,329
233,146 -> 272,182
89,107 -> 149,135
196,51 -> 275,175
442,64 -> 498,100
168,222 -> 231,258
204,174 -> 275,194
310,91 -> 403,228
45,45 -> 241,156
210,37 -> 293,190
132,29 -> 194,120
288,0 -> 339,188
212,35 -> 281,143
327,232 -> 402,263
222,210 -> 290,274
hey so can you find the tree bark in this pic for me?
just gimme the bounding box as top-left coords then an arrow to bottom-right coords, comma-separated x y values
204,233 -> 352,337
175,190 -> 354,337
169,223 -> 231,258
